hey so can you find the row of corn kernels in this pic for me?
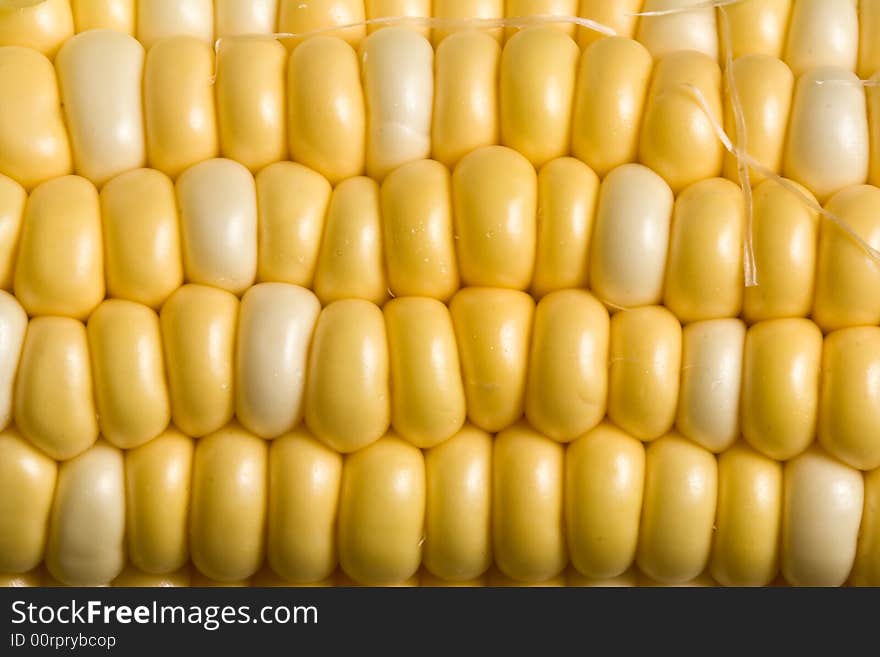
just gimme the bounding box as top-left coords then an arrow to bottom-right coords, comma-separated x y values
3,0 -> 880,77
2,155 -> 879,331
3,420 -> 878,586
4,280 -> 880,471
3,25 -> 880,201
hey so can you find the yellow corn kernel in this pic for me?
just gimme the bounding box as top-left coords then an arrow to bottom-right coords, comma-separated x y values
305,299 -> 390,453
639,50 -> 723,194
812,185 -> 880,331
851,468 -> 880,586
741,318 -> 822,461
431,0 -> 503,45
0,428 -> 56,573
87,300 -> 170,449
160,284 -> 238,437
782,446 -> 864,587
819,327 -> 880,471
313,177 -> 387,305
636,0 -> 717,60
565,423 -> 644,580
500,27 -> 578,168
277,0 -> 365,47
449,288 -> 534,432
255,162 -> 330,287
100,169 -> 182,309
0,0 -> 73,57
55,30 -> 145,186
722,55 -> 794,184
710,442 -> 782,587
453,146 -> 537,289
136,0 -> 213,49
431,31 -> 500,169
71,0 -> 134,33
871,72 -> 880,187
663,178 -> 744,323
494,423 -> 566,582
0,292 -> 25,430
783,0 -> 858,77
720,0 -> 791,59
676,319 -> 745,453
268,429 -> 342,584
608,306 -> 682,442
176,158 -> 258,295
362,27 -> 433,180
15,317 -> 97,461
125,428 -> 193,574
588,164 -> 673,308
0,570 -> 42,587
783,68 -> 869,203
385,297 -> 465,448
214,0 -> 278,37
424,425 -> 492,582
566,567 -> 637,588
531,158 -> 598,298
216,37 -> 287,173
236,283 -> 320,438
190,424 -> 267,582
46,441 -> 125,586
576,0 -> 641,49
0,175 -> 24,290
338,434 -> 425,585
742,178 -> 818,323
143,37 -> 218,179
366,0 -> 429,35
571,37 -> 652,178
0,47 -> 71,189
859,0 -> 880,79
286,36 -> 365,184
381,159 -> 459,300
14,175 -> 103,319
637,433 -> 717,584
112,564 -> 191,587
526,290 -> 609,442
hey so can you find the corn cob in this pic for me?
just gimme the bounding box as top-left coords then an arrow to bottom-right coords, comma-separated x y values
0,0 -> 879,589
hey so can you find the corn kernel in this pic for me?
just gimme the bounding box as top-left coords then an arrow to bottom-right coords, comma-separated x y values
565,423 -> 644,580
160,284 -> 238,438
637,433 -> 717,584
493,423 -> 566,583
71,0 -> 134,34
124,429 -> 193,574
15,316 -> 98,461
424,425 -> 492,582
575,0 -> 640,49
385,297 -> 465,448
286,36 -> 365,184
214,0 -> 278,37
87,299 -> 170,449
449,287 -> 534,432
338,434 -> 425,585
136,0 -> 213,49
268,428 -> 342,584
0,175 -> 24,291
0,0 -> 73,57
720,0 -> 791,60
783,0 -> 858,77
636,0 -> 717,60
0,428 -> 57,574
235,283 -> 320,438
526,289 -> 609,442
305,299 -> 390,453
100,168 -> 183,309
277,0 -> 365,47
710,442 -> 781,586
608,306 -> 682,441
46,441 -> 125,586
